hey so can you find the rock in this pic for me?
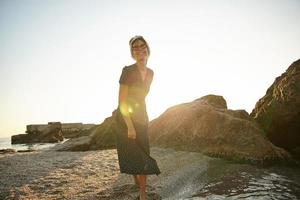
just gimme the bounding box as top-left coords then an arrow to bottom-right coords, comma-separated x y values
54,114 -> 117,151
148,95 -> 291,164
0,149 -> 37,154
39,122 -> 64,142
11,134 -> 32,144
61,123 -> 95,138
11,122 -> 64,144
54,136 -> 92,151
0,149 -> 16,154
89,115 -> 117,150
11,122 -> 94,144
17,149 -> 36,153
194,94 -> 227,109
251,59 -> 300,158
61,129 -> 90,139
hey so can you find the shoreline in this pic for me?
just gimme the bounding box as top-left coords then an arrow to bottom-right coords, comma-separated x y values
0,137 -> 68,152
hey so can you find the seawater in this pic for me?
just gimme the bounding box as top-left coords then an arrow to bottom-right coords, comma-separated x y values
0,137 -> 60,151
188,164 -> 300,200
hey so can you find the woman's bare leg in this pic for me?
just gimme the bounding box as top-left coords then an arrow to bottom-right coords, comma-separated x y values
139,175 -> 146,200
133,175 -> 140,186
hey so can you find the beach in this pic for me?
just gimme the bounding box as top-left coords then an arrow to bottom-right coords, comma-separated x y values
1,147 -> 300,200
0,149 -> 120,200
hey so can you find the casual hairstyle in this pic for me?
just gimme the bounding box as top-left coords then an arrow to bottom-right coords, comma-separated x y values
129,35 -> 151,58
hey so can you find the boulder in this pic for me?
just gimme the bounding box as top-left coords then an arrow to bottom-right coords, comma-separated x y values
54,114 -> 117,151
250,59 -> 300,158
148,95 -> 291,163
89,114 -> 117,150
11,122 -> 64,144
54,136 -> 92,151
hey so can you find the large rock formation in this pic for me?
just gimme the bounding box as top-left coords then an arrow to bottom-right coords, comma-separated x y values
55,95 -> 292,164
148,95 -> 291,163
11,122 -> 64,144
251,59 -> 300,158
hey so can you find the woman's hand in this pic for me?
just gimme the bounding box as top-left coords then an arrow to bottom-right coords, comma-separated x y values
128,127 -> 136,139
119,84 -> 137,139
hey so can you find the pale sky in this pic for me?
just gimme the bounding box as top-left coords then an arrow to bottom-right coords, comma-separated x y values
1,0 -> 300,138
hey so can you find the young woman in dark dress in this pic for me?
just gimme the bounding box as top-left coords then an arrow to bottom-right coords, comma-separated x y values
115,36 -> 160,200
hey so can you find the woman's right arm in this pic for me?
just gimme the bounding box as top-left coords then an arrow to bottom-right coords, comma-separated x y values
119,84 -> 136,139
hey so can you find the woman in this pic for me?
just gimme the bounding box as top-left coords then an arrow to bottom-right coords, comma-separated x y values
115,35 -> 161,200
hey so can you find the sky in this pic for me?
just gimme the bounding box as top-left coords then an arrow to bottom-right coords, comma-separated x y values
1,0 -> 300,138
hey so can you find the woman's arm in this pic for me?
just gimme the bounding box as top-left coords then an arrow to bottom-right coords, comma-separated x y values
119,84 -> 136,139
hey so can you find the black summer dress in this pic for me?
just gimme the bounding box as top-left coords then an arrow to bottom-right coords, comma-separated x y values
114,64 -> 161,175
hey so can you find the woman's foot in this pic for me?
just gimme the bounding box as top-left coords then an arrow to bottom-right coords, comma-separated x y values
139,193 -> 146,200
136,193 -> 146,200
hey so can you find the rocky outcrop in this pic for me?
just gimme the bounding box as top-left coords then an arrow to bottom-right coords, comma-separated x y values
251,59 -> 300,158
148,95 -> 291,163
11,122 -> 64,144
54,115 -> 116,151
11,122 -> 94,144
54,94 -> 292,164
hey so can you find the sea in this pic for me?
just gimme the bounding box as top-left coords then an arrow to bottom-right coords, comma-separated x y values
0,137 -> 61,151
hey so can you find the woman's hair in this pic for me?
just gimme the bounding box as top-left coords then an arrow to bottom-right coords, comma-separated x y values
129,35 -> 150,58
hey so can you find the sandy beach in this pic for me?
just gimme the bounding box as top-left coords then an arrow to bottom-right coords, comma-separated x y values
0,147 -> 216,200
0,149 -> 120,200
1,147 -> 299,200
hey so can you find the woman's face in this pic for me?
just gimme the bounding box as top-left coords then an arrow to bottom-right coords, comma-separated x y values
131,40 -> 149,61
